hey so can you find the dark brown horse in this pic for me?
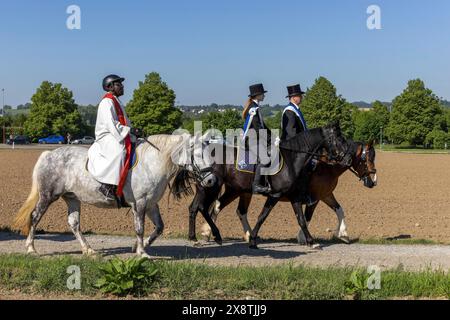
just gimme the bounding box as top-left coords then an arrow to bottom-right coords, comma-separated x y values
173,124 -> 352,248
190,140 -> 377,245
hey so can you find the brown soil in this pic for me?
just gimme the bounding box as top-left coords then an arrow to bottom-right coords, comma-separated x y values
0,149 -> 449,243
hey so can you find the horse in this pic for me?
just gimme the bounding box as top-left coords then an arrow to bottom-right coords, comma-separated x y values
173,123 -> 352,249
12,133 -> 216,258
198,139 -> 377,245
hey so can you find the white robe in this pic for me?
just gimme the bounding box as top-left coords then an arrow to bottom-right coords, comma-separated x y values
87,96 -> 131,185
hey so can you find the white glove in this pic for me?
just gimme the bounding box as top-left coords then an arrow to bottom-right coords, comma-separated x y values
274,137 -> 281,147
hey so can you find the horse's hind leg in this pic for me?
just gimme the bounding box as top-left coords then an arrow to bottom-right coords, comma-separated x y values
291,200 -> 318,248
297,202 -> 318,244
188,191 -> 201,242
26,196 -> 53,254
63,195 -> 96,256
145,204 -> 164,247
249,196 -> 279,249
236,194 -> 252,243
201,187 -> 237,240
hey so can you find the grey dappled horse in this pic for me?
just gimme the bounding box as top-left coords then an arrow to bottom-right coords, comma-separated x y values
13,134 -> 216,258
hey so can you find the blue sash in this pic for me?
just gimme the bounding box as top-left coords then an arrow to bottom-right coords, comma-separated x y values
282,103 -> 307,131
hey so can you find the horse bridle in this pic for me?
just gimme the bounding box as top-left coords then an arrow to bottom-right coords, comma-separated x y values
348,143 -> 377,180
186,144 -> 214,182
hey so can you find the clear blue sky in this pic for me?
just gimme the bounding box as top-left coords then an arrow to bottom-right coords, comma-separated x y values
0,0 -> 449,107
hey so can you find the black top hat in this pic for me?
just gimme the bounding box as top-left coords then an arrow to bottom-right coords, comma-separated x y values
286,84 -> 306,98
248,83 -> 268,97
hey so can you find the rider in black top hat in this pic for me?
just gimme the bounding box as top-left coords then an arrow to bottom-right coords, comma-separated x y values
242,83 -> 272,194
281,84 -> 317,206
281,84 -> 307,140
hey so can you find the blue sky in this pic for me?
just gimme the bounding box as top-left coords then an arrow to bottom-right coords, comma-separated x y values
0,0 -> 449,106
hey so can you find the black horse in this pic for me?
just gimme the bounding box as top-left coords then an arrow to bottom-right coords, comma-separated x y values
172,123 -> 351,248
198,139 -> 377,245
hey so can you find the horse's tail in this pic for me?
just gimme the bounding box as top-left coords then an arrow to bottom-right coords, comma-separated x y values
170,168 -> 194,200
13,151 -> 49,235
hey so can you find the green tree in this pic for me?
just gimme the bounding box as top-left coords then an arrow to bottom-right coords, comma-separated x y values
425,129 -> 449,149
301,77 -> 355,137
126,72 -> 182,135
265,111 -> 282,130
353,101 -> 390,143
200,109 -> 243,135
24,81 -> 83,140
386,79 -> 444,145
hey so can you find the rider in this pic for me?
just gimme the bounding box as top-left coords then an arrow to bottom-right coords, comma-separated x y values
281,84 -> 317,205
242,83 -> 271,194
88,74 -> 139,203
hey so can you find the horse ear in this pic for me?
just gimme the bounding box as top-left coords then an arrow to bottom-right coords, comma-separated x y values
367,139 -> 374,148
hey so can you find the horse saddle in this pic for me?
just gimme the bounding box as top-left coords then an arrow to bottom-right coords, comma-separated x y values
235,145 -> 284,175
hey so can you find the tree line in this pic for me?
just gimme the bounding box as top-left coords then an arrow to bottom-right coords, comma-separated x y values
1,73 -> 449,148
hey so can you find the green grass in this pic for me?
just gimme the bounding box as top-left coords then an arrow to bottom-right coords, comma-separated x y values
378,144 -> 450,154
0,254 -> 448,300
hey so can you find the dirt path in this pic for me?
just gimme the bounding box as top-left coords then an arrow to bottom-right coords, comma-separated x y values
1,232 -> 448,272
1,149 -> 450,243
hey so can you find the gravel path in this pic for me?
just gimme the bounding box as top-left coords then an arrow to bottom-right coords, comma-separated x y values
1,232 -> 448,272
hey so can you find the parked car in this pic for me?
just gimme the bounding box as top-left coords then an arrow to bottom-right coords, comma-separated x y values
6,135 -> 31,145
72,136 -> 95,145
38,135 -> 65,144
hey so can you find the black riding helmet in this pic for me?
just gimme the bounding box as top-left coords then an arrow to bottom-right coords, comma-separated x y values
102,74 -> 125,91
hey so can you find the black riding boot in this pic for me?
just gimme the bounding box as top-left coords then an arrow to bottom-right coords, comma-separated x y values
299,173 -> 317,206
252,164 -> 271,194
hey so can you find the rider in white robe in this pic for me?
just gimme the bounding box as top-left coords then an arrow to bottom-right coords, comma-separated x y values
87,74 -> 132,200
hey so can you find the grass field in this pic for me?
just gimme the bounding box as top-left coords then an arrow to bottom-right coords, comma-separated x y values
0,254 -> 448,300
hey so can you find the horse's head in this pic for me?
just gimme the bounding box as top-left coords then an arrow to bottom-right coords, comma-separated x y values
351,140 -> 377,188
321,122 -> 352,167
171,133 -> 217,188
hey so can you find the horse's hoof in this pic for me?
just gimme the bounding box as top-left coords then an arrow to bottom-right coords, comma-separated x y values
309,243 -> 322,250
27,248 -> 38,255
339,236 -> 350,244
214,237 -> 223,246
131,242 -> 137,253
139,253 -> 151,259
84,248 -> 98,256
249,244 -> 258,250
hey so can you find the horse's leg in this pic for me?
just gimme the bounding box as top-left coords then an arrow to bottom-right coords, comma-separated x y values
26,195 -> 54,254
145,204 -> 164,247
297,202 -> 318,244
62,195 -> 96,256
236,194 -> 253,243
323,194 -> 349,243
188,192 -> 201,242
132,199 -> 149,258
249,196 -> 279,249
198,193 -> 224,245
291,200 -> 319,248
201,187 -> 238,240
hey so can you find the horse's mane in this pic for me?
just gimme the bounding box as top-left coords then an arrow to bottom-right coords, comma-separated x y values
279,128 -> 322,153
146,134 -> 185,153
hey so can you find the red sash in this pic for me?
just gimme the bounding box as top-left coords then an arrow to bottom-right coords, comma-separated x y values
103,92 -> 131,197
